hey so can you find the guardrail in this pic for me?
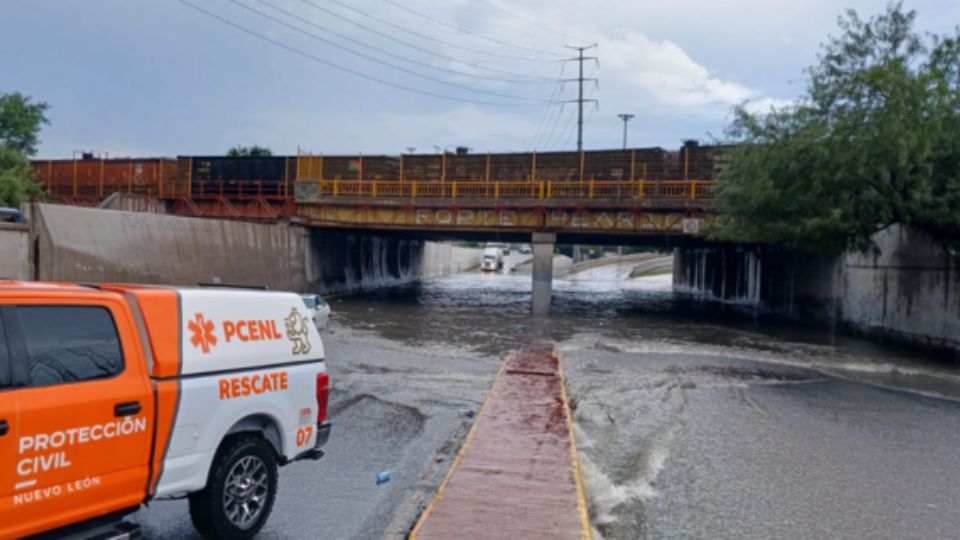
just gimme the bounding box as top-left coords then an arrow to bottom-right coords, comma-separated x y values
297,179 -> 717,201
45,179 -> 717,204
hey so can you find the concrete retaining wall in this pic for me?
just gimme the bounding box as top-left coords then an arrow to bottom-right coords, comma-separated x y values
421,243 -> 483,278
0,222 -> 31,280
843,226 -> 960,350
34,203 -> 311,291
307,229 -> 422,294
307,231 -> 482,294
674,225 -> 960,352
26,203 -> 476,294
99,192 -> 167,214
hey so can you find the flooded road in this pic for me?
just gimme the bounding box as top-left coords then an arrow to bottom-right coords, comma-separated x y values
329,267 -> 960,539
137,265 -> 960,539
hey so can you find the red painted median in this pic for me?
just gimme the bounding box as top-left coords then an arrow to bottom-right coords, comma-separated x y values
411,343 -> 591,539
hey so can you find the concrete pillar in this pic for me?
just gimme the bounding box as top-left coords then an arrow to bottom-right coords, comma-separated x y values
532,232 -> 556,315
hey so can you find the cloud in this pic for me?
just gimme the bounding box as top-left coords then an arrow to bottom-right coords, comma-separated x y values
395,0 -> 792,124
741,96 -> 801,114
601,32 -> 756,109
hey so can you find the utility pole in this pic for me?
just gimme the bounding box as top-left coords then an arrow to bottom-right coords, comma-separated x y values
561,44 -> 598,152
618,113 -> 634,149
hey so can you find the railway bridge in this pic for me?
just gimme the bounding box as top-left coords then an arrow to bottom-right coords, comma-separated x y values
292,174 -> 715,313
32,147 -> 719,312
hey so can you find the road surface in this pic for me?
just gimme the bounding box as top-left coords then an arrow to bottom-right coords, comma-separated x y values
134,270 -> 960,539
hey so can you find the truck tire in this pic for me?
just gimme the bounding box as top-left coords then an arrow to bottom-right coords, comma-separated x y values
189,436 -> 278,539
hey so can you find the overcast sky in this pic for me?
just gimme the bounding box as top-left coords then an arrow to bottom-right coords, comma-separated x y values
3,0 -> 957,158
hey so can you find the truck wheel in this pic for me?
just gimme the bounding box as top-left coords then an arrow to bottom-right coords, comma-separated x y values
189,436 -> 278,539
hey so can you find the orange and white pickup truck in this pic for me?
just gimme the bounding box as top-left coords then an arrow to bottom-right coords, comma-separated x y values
0,281 -> 331,539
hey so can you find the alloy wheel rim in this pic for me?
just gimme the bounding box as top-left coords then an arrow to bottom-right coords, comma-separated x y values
223,455 -> 268,529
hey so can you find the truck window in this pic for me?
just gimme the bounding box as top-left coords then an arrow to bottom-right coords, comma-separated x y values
15,306 -> 124,387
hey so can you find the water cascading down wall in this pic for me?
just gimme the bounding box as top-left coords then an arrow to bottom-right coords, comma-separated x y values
673,225 -> 960,352
30,203 -> 463,294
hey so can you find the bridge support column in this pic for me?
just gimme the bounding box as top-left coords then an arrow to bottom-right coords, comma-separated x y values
531,232 -> 556,315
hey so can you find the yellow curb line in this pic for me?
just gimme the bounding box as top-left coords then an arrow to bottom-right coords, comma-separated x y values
556,346 -> 594,540
408,358 -> 507,539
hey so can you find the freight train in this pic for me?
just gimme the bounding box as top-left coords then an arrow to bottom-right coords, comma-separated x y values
30,142 -> 723,202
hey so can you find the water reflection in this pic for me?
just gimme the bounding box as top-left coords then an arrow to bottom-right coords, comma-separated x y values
331,272 -> 952,370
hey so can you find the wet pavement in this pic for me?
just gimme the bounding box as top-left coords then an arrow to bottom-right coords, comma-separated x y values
133,336 -> 497,539
135,262 -> 960,539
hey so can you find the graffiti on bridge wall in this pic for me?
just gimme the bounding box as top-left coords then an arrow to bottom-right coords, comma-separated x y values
300,205 -> 708,234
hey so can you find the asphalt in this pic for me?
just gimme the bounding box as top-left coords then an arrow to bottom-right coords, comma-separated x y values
562,348 -> 960,539
132,269 -> 960,539
132,336 -> 499,540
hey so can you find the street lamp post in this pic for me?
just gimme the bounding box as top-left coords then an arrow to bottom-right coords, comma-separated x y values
617,113 -> 635,149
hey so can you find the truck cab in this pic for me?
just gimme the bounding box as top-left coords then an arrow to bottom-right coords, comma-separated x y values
0,281 -> 330,539
482,246 -> 505,272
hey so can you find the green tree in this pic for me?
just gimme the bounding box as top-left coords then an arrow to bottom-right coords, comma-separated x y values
0,145 -> 40,208
0,92 -> 49,156
0,92 -> 48,207
227,145 -> 272,157
713,3 -> 960,252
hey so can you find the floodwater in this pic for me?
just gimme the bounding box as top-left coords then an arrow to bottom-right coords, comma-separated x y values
328,262 -> 960,539
136,260 -> 960,539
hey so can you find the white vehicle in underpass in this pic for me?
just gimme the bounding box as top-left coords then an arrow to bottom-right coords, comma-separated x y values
301,293 -> 332,330
481,246 -> 504,272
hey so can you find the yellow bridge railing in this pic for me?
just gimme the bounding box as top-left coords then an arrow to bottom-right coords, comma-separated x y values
298,180 -> 716,201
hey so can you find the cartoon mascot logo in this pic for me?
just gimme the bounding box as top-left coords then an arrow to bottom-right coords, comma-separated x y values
284,307 -> 312,355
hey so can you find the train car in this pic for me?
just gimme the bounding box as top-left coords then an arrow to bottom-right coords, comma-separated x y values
675,142 -> 727,180
29,145 -> 721,206
401,154 -> 443,181
30,156 -> 179,201
319,155 -> 400,180
390,147 -> 674,183
444,153 -> 487,182
182,155 -> 297,198
270,147 -> 706,185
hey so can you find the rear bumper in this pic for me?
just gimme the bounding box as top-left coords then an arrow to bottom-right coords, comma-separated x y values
315,421 -> 332,449
289,422 -> 332,463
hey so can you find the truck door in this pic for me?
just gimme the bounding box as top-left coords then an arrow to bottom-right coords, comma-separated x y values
1,300 -> 154,538
0,313 -> 19,534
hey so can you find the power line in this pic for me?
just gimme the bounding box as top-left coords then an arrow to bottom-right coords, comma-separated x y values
321,0 -> 560,63
564,101 -> 598,150
544,105 -> 574,150
254,0 -> 548,84
550,83 -> 596,151
555,108 -> 579,150
535,62 -> 597,151
297,0 -> 555,78
381,0 -> 562,58
531,95 -> 563,150
474,0 -> 571,42
175,0 -> 541,106
529,86 -> 563,150
222,0 -> 547,102
529,64 -> 566,149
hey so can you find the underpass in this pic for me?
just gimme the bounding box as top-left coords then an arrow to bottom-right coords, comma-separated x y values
126,259 -> 960,539
17,150 -> 960,540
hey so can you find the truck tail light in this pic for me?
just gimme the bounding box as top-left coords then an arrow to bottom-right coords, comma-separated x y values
316,372 -> 330,423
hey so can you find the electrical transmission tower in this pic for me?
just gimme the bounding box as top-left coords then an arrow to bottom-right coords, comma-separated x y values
562,44 -> 598,152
